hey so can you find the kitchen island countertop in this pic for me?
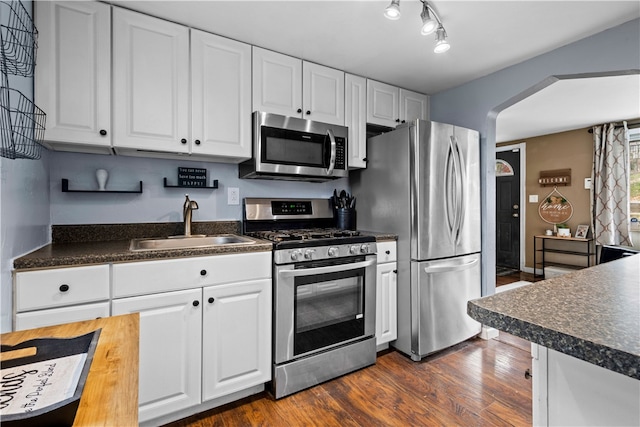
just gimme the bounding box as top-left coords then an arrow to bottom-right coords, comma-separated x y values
467,254 -> 639,379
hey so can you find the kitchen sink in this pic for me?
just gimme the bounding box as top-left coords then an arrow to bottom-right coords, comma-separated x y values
129,234 -> 256,251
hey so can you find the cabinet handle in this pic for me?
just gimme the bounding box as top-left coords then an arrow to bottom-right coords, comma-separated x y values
99,129 -> 107,136
305,110 -> 311,115
208,297 -> 215,304
385,250 -> 391,255
59,284 -> 69,292
181,138 -> 187,144
193,300 -> 200,307
195,139 -> 201,145
297,108 -> 302,113
200,269 -> 207,276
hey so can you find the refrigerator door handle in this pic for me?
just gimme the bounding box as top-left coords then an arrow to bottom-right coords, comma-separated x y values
445,139 -> 457,239
423,258 -> 479,274
451,135 -> 467,246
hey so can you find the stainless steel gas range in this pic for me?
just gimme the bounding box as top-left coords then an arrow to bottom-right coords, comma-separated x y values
243,198 -> 377,399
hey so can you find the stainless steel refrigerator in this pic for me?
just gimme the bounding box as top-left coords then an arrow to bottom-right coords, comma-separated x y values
352,120 -> 481,361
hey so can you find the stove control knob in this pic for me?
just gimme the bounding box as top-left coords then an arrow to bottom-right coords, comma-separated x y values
290,250 -> 301,261
360,244 -> 370,254
328,247 -> 339,257
304,249 -> 316,260
349,245 -> 359,255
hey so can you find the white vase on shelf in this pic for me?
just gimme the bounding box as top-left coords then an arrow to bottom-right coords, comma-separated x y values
96,169 -> 109,191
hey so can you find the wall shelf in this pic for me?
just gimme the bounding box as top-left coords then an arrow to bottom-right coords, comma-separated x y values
61,179 -> 143,193
163,177 -> 218,189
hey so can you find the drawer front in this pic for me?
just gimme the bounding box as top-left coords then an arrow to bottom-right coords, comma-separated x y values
113,252 -> 272,298
377,241 -> 397,263
15,302 -> 110,331
15,265 -> 110,311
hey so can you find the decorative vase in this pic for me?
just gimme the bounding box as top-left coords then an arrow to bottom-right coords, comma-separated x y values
96,169 -> 108,191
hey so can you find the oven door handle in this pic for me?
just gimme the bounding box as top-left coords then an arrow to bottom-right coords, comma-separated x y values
280,259 -> 375,277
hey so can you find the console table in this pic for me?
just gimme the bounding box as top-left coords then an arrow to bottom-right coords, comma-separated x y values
533,235 -> 595,278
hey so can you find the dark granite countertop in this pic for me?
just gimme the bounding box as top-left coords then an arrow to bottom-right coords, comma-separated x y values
468,254 -> 640,379
14,221 -> 273,270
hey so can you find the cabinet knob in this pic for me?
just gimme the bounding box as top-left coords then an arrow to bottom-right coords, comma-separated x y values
181,138 -> 187,144
393,270 -> 398,274
200,269 -> 207,276
305,110 -> 311,115
99,129 -> 107,136
401,120 -> 406,124
363,158 -> 368,162
208,297 -> 215,304
395,119 -> 400,123
195,139 -> 201,145
385,250 -> 391,255
59,284 -> 69,292
524,369 -> 532,379
193,300 -> 200,307
297,108 -> 302,113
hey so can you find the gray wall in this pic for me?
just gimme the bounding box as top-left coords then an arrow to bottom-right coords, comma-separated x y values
429,18 -> 640,296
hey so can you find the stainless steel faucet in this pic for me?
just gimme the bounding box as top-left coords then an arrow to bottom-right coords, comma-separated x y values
183,194 -> 199,236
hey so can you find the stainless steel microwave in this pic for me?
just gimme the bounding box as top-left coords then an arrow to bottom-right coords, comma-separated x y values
239,112 -> 348,182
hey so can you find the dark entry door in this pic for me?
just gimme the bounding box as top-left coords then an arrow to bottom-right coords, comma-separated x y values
496,149 -> 520,269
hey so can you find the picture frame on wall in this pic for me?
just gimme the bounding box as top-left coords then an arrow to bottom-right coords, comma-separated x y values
575,224 -> 590,239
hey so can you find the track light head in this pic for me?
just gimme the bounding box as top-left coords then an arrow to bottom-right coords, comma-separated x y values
384,0 -> 401,20
420,3 -> 437,35
434,25 -> 450,53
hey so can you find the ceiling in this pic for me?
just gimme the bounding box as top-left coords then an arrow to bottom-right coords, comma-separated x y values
108,0 -> 640,140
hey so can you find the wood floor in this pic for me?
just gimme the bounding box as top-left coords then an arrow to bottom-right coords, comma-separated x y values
166,273 -> 534,427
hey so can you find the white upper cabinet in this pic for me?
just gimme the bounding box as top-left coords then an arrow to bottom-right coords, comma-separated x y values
35,1 -> 111,153
253,47 -> 344,125
367,80 -> 429,128
400,88 -> 429,123
302,62 -> 345,125
345,74 -> 367,169
252,47 -> 302,118
191,30 -> 252,160
367,79 -> 400,128
112,8 -> 190,154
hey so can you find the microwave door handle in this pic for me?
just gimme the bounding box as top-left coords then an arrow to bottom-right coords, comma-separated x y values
326,129 -> 336,175
280,259 -> 375,277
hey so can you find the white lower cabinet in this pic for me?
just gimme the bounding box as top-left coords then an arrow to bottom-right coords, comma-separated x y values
376,241 -> 397,348
111,252 -> 272,424
202,279 -> 271,400
112,288 -> 202,422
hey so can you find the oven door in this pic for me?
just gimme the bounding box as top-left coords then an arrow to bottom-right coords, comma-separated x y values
273,255 -> 376,365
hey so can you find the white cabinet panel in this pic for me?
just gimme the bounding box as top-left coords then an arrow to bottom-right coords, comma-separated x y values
191,30 -> 252,160
35,1 -> 111,152
15,302 -> 110,331
345,73 -> 367,169
252,47 -> 302,118
113,8 -> 190,153
376,241 -> 398,264
112,288 -> 202,422
367,79 -> 399,128
376,261 -> 397,346
400,88 -> 429,123
303,62 -> 344,125
202,279 -> 271,401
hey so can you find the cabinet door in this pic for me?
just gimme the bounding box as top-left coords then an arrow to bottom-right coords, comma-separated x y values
15,302 -> 110,331
35,1 -> 111,152
345,74 -> 367,169
399,88 -> 429,123
191,30 -> 251,161
376,262 -> 397,346
302,62 -> 344,125
202,279 -> 271,401
367,79 -> 399,128
113,8 -> 190,153
252,47 -> 302,117
112,289 -> 202,423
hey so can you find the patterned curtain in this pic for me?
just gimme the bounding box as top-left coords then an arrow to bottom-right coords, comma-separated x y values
591,122 -> 632,246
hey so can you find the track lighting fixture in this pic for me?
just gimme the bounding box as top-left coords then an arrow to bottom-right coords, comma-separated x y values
384,0 -> 450,53
384,0 -> 401,20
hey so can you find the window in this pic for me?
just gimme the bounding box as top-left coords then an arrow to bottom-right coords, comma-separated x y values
629,127 -> 640,231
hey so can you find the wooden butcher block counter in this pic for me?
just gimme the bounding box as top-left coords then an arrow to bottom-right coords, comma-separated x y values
1,314 -> 139,426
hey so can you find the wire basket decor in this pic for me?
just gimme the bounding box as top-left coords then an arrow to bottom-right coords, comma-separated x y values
0,0 -> 37,77
0,86 -> 45,159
